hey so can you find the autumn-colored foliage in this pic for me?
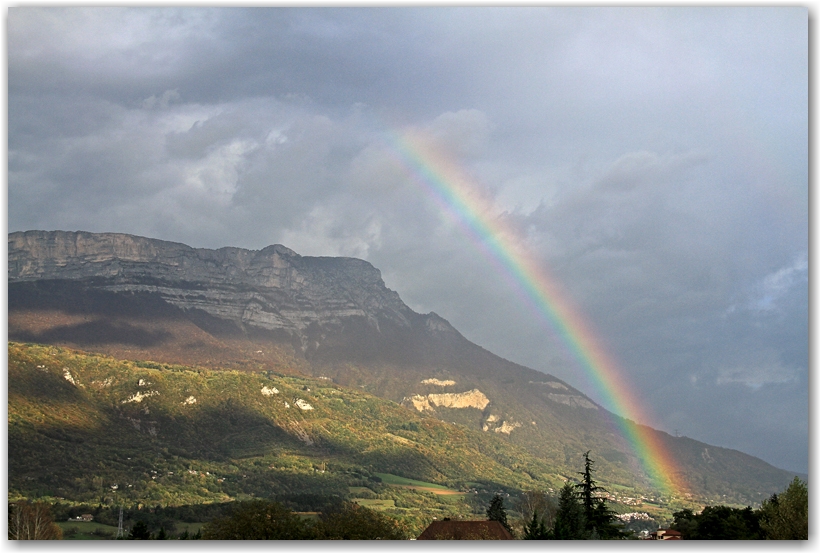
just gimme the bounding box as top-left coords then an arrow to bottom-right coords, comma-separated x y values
8,501 -> 63,540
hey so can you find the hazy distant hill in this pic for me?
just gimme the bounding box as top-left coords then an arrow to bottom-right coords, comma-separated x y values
8,230 -> 800,506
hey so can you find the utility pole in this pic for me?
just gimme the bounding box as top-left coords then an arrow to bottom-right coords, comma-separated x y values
116,507 -> 124,539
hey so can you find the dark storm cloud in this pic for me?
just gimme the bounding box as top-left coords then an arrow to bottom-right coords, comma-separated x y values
7,7 -> 808,473
8,8 -> 473,113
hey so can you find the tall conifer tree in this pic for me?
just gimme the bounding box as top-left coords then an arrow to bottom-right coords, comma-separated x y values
486,494 -> 514,536
523,509 -> 550,539
575,451 -> 622,539
552,482 -> 587,539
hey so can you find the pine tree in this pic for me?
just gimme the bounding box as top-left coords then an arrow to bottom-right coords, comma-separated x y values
129,520 -> 151,540
591,500 -> 620,539
574,451 -> 622,539
486,494 -> 514,536
576,451 -> 604,519
523,509 -> 550,539
552,482 -> 587,539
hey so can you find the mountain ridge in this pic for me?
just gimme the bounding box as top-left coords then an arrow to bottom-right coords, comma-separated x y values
9,230 -> 461,346
8,230 -> 801,506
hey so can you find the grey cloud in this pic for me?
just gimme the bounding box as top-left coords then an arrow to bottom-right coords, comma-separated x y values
8,8 -> 223,101
424,110 -> 492,158
593,150 -> 710,192
748,253 -> 809,312
716,360 -> 799,389
142,89 -> 181,111
7,7 -> 807,473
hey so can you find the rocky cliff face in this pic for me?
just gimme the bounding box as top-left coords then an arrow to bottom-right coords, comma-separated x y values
8,230 -> 457,344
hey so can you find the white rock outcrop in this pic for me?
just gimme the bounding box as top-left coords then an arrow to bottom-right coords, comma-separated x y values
428,389 -> 490,410
295,399 -> 314,411
404,395 -> 433,412
494,420 -> 523,434
92,377 -> 113,388
122,390 -> 159,404
404,389 -> 490,412
482,414 -> 499,432
420,378 -> 456,386
63,369 -> 79,386
261,386 -> 280,396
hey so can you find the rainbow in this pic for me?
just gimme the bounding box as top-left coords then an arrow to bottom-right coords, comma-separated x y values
384,128 -> 686,495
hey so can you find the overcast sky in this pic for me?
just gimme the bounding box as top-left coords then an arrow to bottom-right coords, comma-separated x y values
7,7 -> 808,474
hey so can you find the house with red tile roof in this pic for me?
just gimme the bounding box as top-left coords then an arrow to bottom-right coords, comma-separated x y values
417,519 -> 514,540
650,528 -> 682,540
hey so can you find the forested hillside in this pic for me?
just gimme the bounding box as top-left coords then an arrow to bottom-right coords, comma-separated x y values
9,342 -> 576,531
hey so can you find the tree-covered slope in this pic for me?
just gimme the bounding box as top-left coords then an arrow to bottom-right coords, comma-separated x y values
8,341 -> 564,510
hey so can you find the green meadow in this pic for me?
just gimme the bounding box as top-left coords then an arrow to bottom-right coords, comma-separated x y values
374,473 -> 451,489
57,521 -> 118,540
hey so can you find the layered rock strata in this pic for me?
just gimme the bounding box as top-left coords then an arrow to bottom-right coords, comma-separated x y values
8,230 -> 457,344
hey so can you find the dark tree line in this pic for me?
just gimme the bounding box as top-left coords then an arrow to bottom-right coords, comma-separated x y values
520,454 -> 808,541
10,454 -> 807,540
123,519 -> 198,540
200,500 -> 408,540
671,477 -> 808,540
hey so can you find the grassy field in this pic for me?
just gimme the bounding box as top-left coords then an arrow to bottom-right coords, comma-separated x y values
350,499 -> 396,511
57,521 -> 118,540
433,493 -> 468,503
373,473 -> 449,489
374,473 -> 466,496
